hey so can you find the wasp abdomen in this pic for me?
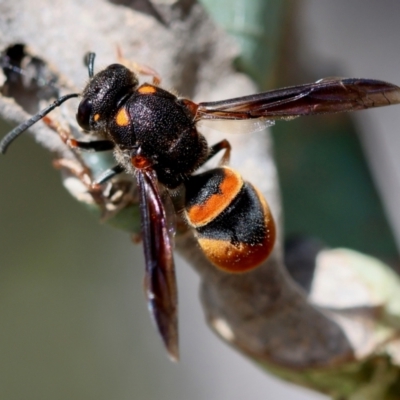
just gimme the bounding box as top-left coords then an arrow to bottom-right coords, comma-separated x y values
184,167 -> 275,273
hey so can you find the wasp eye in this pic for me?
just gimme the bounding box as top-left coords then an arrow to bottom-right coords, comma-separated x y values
76,98 -> 93,131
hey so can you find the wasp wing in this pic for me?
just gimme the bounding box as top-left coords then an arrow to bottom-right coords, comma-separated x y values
197,118 -> 275,135
136,168 -> 178,361
196,78 -> 400,121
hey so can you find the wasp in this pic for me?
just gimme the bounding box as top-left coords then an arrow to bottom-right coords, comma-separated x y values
1,52 -> 400,361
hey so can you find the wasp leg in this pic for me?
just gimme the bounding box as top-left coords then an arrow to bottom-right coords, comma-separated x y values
52,157 -> 93,187
43,115 -> 115,217
67,139 -> 115,151
43,115 -> 115,151
54,157 -> 137,222
116,45 -> 161,85
43,114 -> 100,186
53,157 -> 108,210
95,164 -> 125,185
203,139 -> 232,166
42,113 -> 138,224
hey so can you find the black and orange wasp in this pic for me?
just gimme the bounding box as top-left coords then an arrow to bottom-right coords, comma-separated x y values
1,51 -> 400,360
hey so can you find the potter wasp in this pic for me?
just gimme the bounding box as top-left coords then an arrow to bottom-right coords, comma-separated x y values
1,51 -> 400,360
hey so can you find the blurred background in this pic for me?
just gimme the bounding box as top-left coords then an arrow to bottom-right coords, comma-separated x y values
1,1 -> 400,399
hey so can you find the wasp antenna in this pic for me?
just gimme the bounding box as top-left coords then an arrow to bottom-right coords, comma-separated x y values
84,52 -> 96,78
0,93 -> 79,154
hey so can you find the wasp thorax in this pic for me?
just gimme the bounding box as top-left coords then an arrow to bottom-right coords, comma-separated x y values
76,64 -> 139,133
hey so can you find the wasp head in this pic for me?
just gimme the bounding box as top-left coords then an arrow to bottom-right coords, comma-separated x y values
76,64 -> 138,135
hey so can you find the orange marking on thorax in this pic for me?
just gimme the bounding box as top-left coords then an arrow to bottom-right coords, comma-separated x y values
94,113 -> 100,122
116,108 -> 130,126
138,84 -> 157,94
